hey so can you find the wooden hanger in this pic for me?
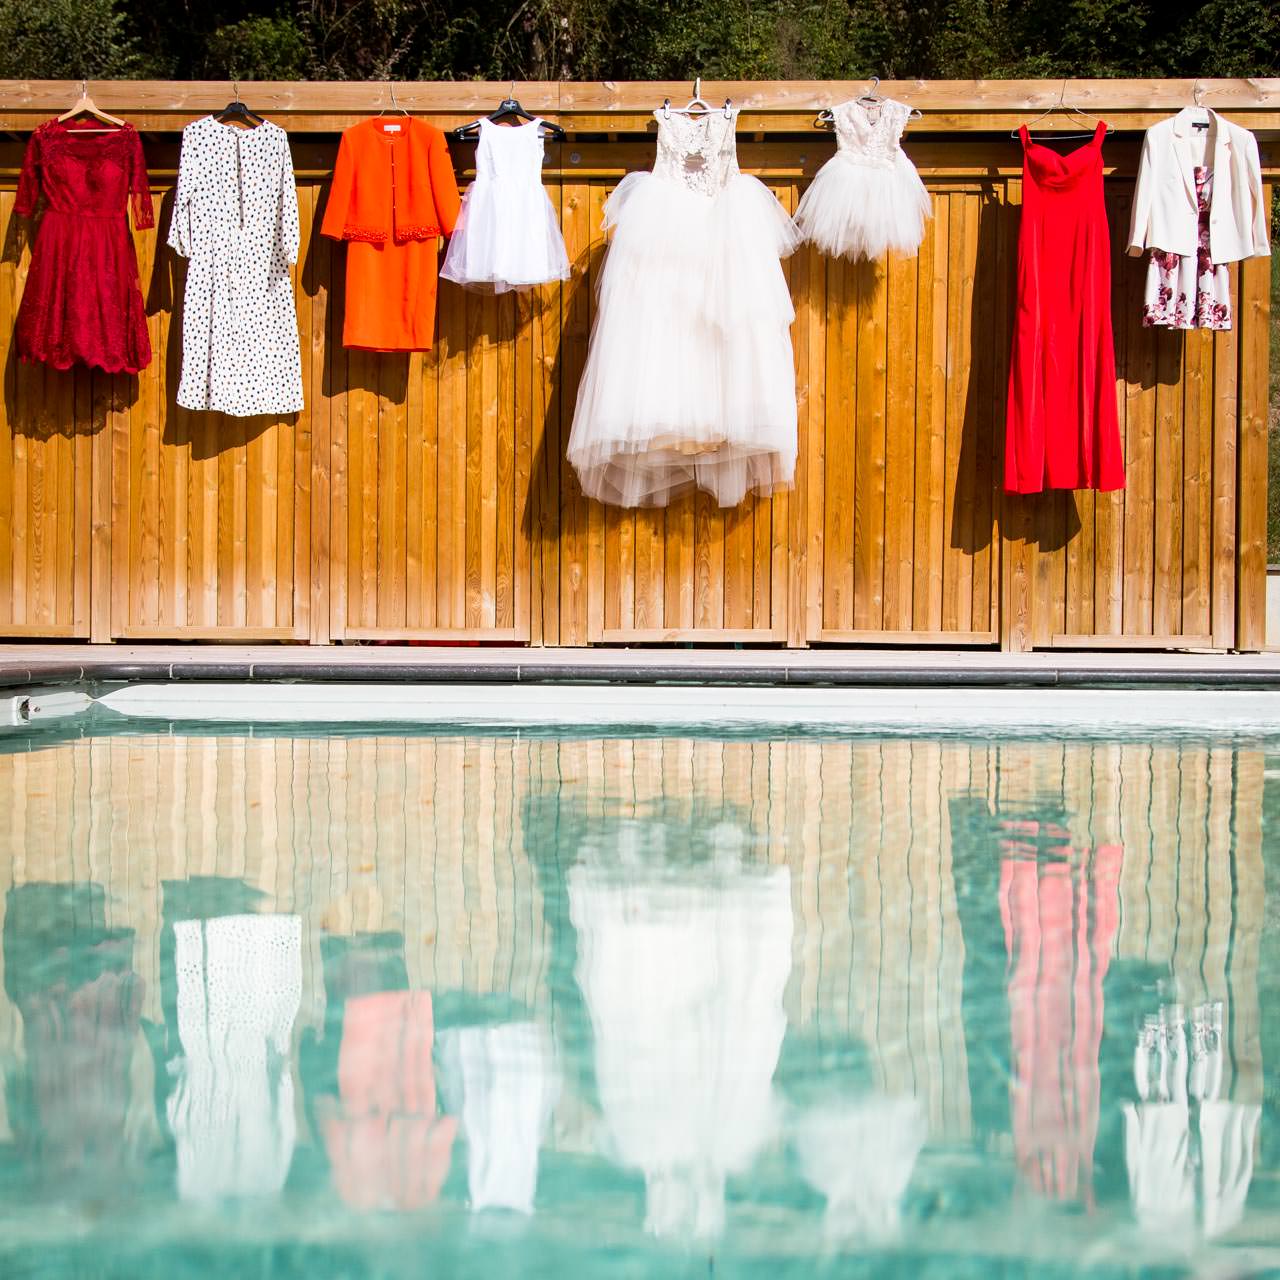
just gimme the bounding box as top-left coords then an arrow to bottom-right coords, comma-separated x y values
56,81 -> 125,132
453,85 -> 566,140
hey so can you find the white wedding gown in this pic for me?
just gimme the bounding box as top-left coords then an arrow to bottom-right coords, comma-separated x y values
569,849 -> 792,1239
793,97 -> 932,261
567,107 -> 799,508
441,117 -> 570,293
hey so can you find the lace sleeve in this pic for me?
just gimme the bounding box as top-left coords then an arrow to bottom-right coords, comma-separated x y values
128,127 -> 155,230
14,129 -> 42,219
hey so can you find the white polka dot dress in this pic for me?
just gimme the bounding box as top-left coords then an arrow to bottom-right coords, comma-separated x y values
168,116 -> 304,416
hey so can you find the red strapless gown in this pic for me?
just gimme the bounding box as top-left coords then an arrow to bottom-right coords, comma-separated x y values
1005,123 -> 1124,494
14,120 -> 154,373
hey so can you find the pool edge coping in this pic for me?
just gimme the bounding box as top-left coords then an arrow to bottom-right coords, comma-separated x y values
6,657 -> 1280,691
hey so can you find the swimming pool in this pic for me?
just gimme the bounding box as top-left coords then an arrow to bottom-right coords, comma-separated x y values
0,709 -> 1276,1276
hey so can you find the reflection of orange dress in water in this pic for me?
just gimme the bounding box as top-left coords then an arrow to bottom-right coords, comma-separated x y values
320,118 -> 461,351
1000,832 -> 1122,1203
320,991 -> 456,1210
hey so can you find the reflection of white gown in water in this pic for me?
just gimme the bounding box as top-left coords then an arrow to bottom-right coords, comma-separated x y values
569,845 -> 792,1239
567,107 -> 799,509
167,914 -> 302,1200
1123,1002 -> 1260,1241
437,1021 -> 558,1214
793,1095 -> 927,1243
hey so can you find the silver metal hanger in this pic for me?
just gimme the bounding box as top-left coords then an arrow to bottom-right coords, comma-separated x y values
1012,79 -> 1109,140
816,78 -> 922,127
662,77 -> 732,119
375,82 -> 410,118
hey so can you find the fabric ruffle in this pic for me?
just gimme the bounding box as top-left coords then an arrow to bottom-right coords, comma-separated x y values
568,171 -> 799,509
338,223 -> 441,243
794,152 -> 932,261
442,177 -> 570,293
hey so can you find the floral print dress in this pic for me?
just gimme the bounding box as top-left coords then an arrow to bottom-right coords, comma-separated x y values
1142,167 -> 1231,330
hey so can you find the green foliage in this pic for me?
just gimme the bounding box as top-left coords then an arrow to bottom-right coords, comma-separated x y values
4,0 -> 1276,86
207,15 -> 309,80
0,0 -> 140,78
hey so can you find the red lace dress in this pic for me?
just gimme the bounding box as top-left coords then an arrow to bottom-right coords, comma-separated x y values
14,120 -> 154,373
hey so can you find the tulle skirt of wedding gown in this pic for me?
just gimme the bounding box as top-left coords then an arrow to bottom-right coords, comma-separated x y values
793,153 -> 932,261
567,172 -> 800,508
441,174 -> 570,294
569,864 -> 792,1238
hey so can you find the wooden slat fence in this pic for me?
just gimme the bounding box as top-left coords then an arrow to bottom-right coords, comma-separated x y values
0,82 -> 1274,649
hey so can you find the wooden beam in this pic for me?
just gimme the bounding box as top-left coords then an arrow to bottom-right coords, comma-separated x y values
1,78 -> 1278,136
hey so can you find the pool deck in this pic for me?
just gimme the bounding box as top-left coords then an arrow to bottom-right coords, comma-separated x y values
3,643 -> 1280,689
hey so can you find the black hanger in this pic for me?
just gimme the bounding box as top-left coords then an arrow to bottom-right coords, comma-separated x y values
454,85 -> 566,140
216,80 -> 265,128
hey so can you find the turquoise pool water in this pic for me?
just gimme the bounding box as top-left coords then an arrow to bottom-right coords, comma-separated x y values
0,720 -> 1277,1277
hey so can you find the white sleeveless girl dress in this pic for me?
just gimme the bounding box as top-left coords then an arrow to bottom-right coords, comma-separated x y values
568,107 -> 799,509
794,97 -> 931,260
441,117 -> 570,293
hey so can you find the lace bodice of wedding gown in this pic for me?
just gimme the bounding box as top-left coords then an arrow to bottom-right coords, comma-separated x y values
652,108 -> 741,196
831,98 -> 912,170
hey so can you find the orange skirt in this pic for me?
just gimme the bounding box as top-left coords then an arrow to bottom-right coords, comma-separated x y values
341,237 -> 442,351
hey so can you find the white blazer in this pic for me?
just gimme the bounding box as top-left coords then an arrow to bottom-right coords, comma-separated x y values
1127,107 -> 1269,263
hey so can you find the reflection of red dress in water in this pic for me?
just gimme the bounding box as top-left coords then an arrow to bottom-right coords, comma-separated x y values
1000,829 -> 1122,1203
14,120 -> 154,373
319,991 -> 456,1210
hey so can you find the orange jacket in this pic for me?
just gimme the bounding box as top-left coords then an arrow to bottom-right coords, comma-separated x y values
321,117 -> 461,243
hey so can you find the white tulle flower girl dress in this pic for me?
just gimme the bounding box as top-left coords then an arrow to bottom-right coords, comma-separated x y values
794,97 -> 931,260
441,117 -> 570,293
568,106 -> 800,509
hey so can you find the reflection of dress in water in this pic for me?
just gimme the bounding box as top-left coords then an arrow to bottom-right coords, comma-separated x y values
793,1095 -> 926,1242
569,825 -> 792,1239
166,913 -> 301,1200
319,990 -> 456,1211
437,1020 -> 557,1213
3,885 -> 146,1187
1000,832 -> 1122,1203
1124,998 -> 1261,1240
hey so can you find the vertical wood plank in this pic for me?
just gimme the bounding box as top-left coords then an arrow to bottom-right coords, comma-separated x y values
496,291 -> 516,630
852,258 -> 887,632
969,190 -> 996,636
1181,329 -> 1212,638
306,182 -> 332,643
1094,190 -> 1129,639
1152,330 -> 1183,636
1123,262 -> 1157,636
1235,244 -> 1270,651
824,254 -> 855,631
559,181 -> 592,644
1210,268 -> 1238,648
